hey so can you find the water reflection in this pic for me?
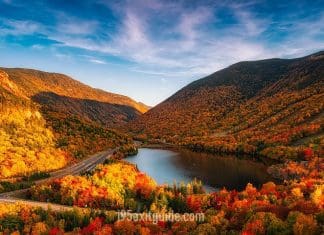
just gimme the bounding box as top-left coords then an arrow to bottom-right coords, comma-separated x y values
125,148 -> 274,191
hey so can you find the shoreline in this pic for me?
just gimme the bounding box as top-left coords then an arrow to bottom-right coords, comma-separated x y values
138,141 -> 280,166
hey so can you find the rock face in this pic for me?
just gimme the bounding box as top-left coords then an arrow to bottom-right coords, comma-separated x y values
0,70 -> 26,99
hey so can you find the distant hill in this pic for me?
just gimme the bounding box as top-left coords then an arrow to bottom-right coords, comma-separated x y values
129,51 -> 324,160
0,68 -> 142,178
0,68 -> 149,126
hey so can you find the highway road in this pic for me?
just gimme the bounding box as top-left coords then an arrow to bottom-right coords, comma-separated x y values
0,148 -> 115,199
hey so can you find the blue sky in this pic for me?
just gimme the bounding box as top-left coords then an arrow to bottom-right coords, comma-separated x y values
0,0 -> 323,106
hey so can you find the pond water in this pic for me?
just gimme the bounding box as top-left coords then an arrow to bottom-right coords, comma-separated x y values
125,148 -> 275,191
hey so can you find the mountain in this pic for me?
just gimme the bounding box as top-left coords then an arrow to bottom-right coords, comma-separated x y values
0,68 -> 149,126
129,51 -> 324,160
0,68 -> 143,178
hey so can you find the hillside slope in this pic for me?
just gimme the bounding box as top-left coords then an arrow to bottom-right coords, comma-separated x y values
1,68 -> 149,126
0,71 -> 67,178
129,51 -> 324,160
0,69 -> 140,178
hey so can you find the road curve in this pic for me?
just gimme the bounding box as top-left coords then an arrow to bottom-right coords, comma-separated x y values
0,148 -> 115,198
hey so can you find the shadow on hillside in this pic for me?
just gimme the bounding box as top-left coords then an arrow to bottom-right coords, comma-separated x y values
31,92 -> 141,127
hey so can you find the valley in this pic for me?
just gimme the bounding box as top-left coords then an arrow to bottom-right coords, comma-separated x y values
0,52 -> 323,234
1,0 -> 323,233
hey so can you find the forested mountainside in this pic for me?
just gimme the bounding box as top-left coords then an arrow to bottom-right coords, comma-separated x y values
0,79 -> 66,178
0,69 -> 140,178
1,68 -> 149,125
129,51 -> 324,160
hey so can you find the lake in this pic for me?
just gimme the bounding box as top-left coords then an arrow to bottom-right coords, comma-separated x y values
125,148 -> 275,191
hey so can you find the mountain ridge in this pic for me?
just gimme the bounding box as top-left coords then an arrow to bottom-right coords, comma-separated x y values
0,67 -> 149,114
129,51 -> 324,160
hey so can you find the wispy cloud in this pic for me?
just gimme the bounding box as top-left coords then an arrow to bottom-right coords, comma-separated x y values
0,19 -> 42,35
95,1 -> 273,77
56,15 -> 98,35
1,0 -> 15,5
267,12 -> 324,57
89,58 -> 106,64
53,53 -> 73,62
31,44 -> 44,50
0,0 -> 323,79
233,10 -> 269,37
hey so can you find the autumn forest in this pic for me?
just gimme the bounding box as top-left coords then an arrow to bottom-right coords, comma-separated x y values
0,49 -> 322,235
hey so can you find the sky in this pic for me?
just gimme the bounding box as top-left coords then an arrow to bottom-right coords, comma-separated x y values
0,0 -> 323,106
